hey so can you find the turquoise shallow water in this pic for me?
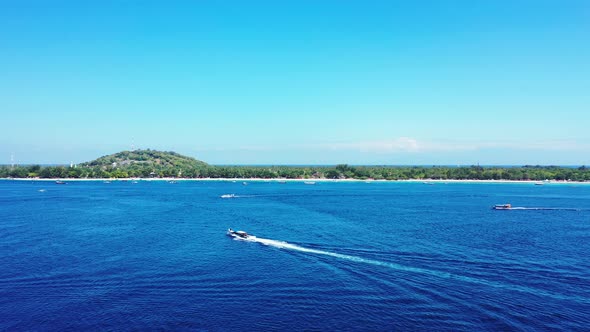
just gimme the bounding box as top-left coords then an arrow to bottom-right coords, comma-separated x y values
1,180 -> 589,331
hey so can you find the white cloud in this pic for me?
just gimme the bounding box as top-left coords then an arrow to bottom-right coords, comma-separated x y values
315,138 -> 590,153
192,138 -> 590,154
323,137 -> 421,152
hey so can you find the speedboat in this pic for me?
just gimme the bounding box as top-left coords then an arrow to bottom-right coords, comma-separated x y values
493,204 -> 512,210
55,180 -> 66,185
304,181 -> 316,185
227,228 -> 251,239
220,194 -> 236,198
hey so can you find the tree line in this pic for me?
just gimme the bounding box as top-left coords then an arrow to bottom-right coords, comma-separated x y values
1,164 -> 589,181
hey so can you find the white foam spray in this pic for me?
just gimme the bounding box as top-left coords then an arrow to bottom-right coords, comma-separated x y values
247,236 -> 445,276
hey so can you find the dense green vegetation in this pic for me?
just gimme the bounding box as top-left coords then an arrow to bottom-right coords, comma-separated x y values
78,149 -> 210,178
0,150 -> 210,179
1,150 -> 589,181
206,164 -> 590,181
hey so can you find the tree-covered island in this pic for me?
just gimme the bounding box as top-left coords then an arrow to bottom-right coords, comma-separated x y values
1,149 -> 589,181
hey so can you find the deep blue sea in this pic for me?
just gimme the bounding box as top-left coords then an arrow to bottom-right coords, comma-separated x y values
1,180 -> 589,331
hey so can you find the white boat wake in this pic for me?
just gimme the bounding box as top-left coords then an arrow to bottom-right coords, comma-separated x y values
220,194 -> 258,199
508,207 -> 583,211
233,235 -> 590,304
246,236 -> 448,276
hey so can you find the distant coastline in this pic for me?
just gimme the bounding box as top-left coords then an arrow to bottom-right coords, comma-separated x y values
3,177 -> 590,185
2,150 -> 589,182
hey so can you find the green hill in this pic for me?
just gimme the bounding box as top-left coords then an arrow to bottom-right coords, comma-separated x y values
83,150 -> 208,168
79,149 -> 210,178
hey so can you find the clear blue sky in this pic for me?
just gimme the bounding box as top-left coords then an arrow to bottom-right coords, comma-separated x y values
1,1 -> 589,165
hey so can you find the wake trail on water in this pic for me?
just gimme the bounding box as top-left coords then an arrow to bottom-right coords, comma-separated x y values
508,207 -> 585,211
239,236 -> 590,304
220,194 -> 257,199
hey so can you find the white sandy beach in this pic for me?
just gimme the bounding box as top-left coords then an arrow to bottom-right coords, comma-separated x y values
2,177 -> 589,185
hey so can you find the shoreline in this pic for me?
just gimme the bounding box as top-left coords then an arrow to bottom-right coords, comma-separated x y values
2,177 -> 589,185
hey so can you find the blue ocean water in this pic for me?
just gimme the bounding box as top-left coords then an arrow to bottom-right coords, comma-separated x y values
1,180 -> 589,331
